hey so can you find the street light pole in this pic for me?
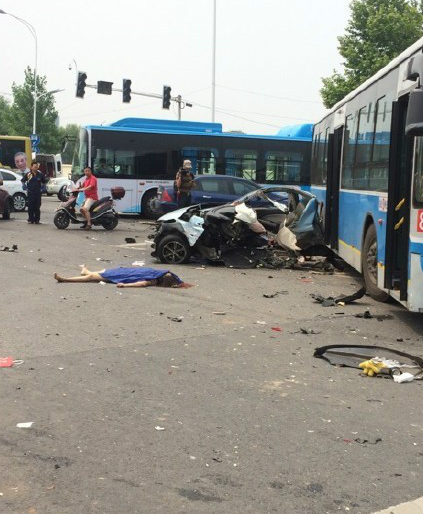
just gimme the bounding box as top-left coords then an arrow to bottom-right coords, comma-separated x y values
0,9 -> 38,134
212,0 -> 216,123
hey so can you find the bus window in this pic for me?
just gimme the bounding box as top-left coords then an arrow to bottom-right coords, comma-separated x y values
265,151 -> 303,183
414,136 -> 423,206
181,148 -> 218,175
225,150 -> 257,180
136,151 -> 166,179
341,114 -> 358,189
369,96 -> 392,191
94,150 -> 135,177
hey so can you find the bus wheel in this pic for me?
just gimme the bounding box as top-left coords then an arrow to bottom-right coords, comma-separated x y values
157,234 -> 191,264
141,190 -> 159,220
362,224 -> 390,302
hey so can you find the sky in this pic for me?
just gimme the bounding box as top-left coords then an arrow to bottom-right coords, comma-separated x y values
0,0 -> 351,135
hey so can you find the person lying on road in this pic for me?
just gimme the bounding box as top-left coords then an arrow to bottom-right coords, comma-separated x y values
54,266 -> 193,288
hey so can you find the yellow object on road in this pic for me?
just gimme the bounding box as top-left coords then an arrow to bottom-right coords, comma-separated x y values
359,359 -> 387,377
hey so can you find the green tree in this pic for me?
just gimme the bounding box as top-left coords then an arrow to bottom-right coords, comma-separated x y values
0,96 -> 12,134
57,124 -> 80,164
321,0 -> 423,108
9,66 -> 60,153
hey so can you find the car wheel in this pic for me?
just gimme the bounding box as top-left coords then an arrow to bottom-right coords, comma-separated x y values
361,224 -> 390,302
101,215 -> 119,231
54,211 -> 70,229
58,185 -> 69,202
12,193 -> 27,212
157,234 -> 191,264
2,200 -> 10,220
141,190 -> 159,220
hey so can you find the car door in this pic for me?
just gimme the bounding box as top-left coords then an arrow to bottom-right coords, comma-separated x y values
0,170 -> 18,194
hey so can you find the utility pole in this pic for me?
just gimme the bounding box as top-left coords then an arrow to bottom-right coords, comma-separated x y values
212,0 -> 216,122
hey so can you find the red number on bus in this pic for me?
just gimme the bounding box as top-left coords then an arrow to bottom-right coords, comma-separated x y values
418,210 -> 423,233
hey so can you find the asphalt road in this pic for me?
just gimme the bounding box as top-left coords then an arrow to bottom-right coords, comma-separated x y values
1,197 -> 423,514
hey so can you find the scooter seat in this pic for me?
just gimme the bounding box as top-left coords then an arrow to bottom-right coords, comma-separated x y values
89,196 -> 111,212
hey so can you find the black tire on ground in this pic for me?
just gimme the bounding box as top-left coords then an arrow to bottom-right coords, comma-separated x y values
2,200 -> 10,220
141,190 -> 159,220
12,193 -> 27,212
102,215 -> 119,231
58,185 -> 69,202
157,234 -> 191,264
54,211 -> 70,229
361,224 -> 390,302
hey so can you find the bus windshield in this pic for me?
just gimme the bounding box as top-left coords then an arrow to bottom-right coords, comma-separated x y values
71,128 -> 88,178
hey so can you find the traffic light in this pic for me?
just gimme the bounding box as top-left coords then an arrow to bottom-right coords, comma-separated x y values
123,79 -> 132,103
76,72 -> 87,98
162,85 -> 171,109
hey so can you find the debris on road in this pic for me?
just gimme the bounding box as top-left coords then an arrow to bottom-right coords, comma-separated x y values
155,426 -> 165,431
354,437 -> 382,445
299,328 -> 321,335
0,244 -> 18,252
393,372 -> 415,383
311,286 -> 366,307
125,237 -> 136,244
271,327 -> 283,332
212,311 -> 226,315
0,357 -> 14,368
132,261 -> 145,267
16,422 -> 34,428
263,290 -> 289,298
355,310 -> 373,319
314,344 -> 423,381
168,316 -> 183,322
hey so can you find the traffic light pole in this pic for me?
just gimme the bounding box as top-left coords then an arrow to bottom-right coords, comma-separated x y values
85,84 -> 192,119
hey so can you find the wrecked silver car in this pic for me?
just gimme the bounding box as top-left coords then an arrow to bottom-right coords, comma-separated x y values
150,187 -> 325,267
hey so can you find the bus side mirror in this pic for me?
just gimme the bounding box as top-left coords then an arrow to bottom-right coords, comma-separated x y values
405,88 -> 423,136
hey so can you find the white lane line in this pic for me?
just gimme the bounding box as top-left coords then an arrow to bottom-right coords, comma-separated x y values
372,497 -> 423,513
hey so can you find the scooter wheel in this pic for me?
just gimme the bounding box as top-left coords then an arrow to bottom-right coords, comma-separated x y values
102,215 -> 118,231
54,211 -> 70,229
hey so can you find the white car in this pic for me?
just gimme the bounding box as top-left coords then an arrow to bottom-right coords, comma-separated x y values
0,169 -> 27,212
46,176 -> 72,200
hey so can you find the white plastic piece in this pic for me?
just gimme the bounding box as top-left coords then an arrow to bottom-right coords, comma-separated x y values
393,372 -> 415,383
17,422 -> 34,428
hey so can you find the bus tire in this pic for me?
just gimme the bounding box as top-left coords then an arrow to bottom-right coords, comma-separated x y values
157,234 -> 191,264
141,190 -> 159,220
361,224 -> 390,302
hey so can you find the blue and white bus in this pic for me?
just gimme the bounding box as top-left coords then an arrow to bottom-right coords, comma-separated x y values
310,37 -> 423,312
71,118 -> 312,218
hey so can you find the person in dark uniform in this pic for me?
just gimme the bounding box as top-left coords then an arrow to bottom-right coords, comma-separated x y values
175,159 -> 195,208
21,161 -> 46,224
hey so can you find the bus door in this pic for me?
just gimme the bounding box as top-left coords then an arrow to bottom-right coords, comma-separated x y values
384,99 -> 413,300
324,126 -> 343,250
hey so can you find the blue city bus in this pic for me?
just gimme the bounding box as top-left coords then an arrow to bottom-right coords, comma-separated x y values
309,37 -> 423,311
72,117 -> 312,218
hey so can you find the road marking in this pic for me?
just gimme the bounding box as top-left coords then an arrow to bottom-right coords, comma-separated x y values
372,497 -> 423,513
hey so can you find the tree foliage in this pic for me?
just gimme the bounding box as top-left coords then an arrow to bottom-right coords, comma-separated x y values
0,96 -> 12,134
8,67 -> 60,153
321,0 -> 423,108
